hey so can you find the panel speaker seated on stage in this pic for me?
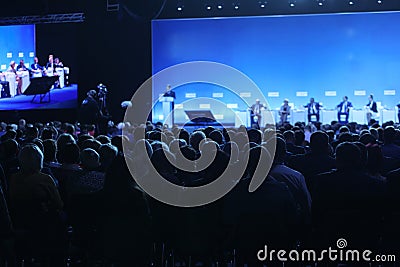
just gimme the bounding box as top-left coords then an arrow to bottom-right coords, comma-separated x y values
249,99 -> 265,126
336,96 -> 353,124
304,97 -> 321,123
279,99 -> 291,125
366,94 -> 379,125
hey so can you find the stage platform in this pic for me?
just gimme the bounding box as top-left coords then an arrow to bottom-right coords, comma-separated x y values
0,84 -> 77,110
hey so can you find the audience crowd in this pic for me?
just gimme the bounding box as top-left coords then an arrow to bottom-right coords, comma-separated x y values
0,118 -> 399,266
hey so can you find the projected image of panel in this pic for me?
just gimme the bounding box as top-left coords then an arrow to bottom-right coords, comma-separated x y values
0,24 -> 77,111
152,12 -> 400,124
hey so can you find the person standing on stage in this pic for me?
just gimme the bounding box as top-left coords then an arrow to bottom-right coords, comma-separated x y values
397,102 -> 400,123
279,99 -> 291,124
163,84 -> 176,125
7,61 -> 22,95
304,97 -> 321,123
366,94 -> 378,125
336,96 -> 353,124
250,99 -> 265,126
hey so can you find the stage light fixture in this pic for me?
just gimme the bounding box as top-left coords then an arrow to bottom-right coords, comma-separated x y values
289,0 -> 296,7
377,0 -> 382,3
259,1 -> 267,8
217,4 -> 223,9
233,3 -> 240,9
177,5 -> 183,11
349,1 -> 354,5
205,4 -> 212,10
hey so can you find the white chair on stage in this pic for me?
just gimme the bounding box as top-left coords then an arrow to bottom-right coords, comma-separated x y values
56,68 -> 65,88
4,72 -> 17,97
18,71 -> 30,94
381,108 -> 396,123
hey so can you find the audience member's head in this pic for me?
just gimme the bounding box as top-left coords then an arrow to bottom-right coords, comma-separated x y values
57,133 -> 76,152
58,142 -> 80,164
247,129 -> 262,145
209,130 -> 224,145
189,131 -> 206,151
95,135 -> 111,144
24,125 -> 39,140
273,137 -> 287,164
18,144 -> 43,173
0,139 -> 19,160
80,148 -> 100,171
283,130 -> 295,144
335,142 -> 361,171
98,143 -> 118,171
43,139 -> 57,163
353,142 -> 367,169
81,139 -> 102,152
359,133 -> 377,145
383,126 -> 397,144
294,130 -> 305,146
366,144 -> 384,176
310,131 -> 330,155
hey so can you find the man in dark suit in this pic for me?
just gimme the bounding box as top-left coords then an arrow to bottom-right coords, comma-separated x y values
336,96 -> 353,124
366,94 -> 378,125
304,98 -> 321,123
31,57 -> 44,77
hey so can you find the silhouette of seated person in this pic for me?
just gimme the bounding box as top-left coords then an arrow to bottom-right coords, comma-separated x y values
288,131 -> 336,190
312,142 -> 386,248
8,144 -> 65,255
223,145 -> 298,259
283,130 -> 305,155
381,126 -> 400,160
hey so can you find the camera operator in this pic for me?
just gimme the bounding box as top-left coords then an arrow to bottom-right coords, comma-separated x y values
79,90 -> 100,133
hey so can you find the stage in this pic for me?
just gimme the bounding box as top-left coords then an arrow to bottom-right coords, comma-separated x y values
0,84 -> 77,110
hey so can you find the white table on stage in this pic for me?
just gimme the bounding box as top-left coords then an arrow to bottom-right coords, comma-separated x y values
18,71 -> 30,93
45,68 -> 54,77
381,109 -> 396,123
350,109 -> 366,124
235,111 -> 250,127
321,110 -> 337,124
291,110 -> 306,124
32,71 -> 42,78
56,68 -> 65,88
4,72 -> 17,97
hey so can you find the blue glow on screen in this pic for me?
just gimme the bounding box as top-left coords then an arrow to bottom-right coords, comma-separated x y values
0,25 -> 35,70
152,12 -> 400,124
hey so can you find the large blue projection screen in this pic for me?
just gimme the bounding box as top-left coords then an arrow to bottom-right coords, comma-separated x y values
152,12 -> 400,125
0,25 -> 35,71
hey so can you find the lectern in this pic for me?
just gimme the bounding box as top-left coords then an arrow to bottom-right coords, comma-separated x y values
160,96 -> 174,127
